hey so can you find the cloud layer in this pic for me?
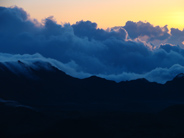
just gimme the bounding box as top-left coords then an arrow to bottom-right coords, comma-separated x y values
123,21 -> 184,47
0,6 -> 184,83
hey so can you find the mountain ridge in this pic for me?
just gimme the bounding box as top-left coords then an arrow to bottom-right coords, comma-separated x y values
0,60 -> 180,84
1,60 -> 184,137
0,60 -> 184,112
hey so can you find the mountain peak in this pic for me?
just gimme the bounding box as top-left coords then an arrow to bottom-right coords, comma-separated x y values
17,60 -> 24,64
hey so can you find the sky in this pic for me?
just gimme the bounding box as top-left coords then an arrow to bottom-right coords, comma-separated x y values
1,0 -> 184,30
0,2 -> 184,84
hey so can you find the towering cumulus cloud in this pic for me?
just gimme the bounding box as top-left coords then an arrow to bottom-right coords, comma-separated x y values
0,6 -> 184,83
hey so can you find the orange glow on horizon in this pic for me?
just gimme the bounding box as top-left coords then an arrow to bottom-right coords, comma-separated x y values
1,0 -> 184,30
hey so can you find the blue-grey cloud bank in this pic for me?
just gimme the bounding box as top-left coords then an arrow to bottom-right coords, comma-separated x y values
1,6 -> 184,83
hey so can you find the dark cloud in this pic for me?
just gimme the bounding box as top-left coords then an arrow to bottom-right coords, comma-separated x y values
1,6 -> 184,83
171,28 -> 184,37
122,21 -> 184,47
168,28 -> 184,47
0,6 -> 36,35
123,21 -> 170,41
72,20 -> 128,41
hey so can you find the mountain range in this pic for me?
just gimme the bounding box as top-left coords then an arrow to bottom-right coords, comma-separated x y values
1,60 -> 184,137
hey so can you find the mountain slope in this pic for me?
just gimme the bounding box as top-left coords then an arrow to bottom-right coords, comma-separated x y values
0,60 -> 183,112
1,61 -> 184,137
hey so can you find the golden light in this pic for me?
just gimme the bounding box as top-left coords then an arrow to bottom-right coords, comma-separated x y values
169,11 -> 184,30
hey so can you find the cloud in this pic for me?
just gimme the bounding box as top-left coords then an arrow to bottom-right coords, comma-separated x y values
100,64 -> 184,84
168,28 -> 184,48
1,6 -> 184,83
0,53 -> 91,79
122,21 -> 184,47
123,21 -> 170,41
72,20 -> 128,41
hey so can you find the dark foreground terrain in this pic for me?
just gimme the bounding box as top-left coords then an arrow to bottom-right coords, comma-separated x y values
1,61 -> 184,137
1,104 -> 184,138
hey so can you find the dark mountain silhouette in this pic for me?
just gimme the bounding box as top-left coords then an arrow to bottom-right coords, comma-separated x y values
0,60 -> 183,111
0,61 -> 184,111
1,61 -> 184,137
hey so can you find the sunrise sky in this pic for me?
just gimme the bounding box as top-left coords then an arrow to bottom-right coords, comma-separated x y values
1,0 -> 184,29
1,0 -> 184,83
